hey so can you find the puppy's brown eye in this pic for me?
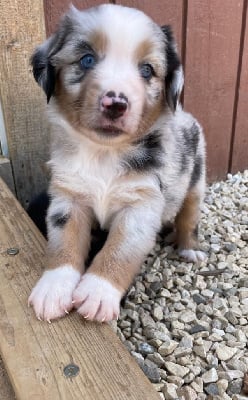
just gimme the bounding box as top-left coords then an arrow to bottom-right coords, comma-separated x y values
139,63 -> 154,80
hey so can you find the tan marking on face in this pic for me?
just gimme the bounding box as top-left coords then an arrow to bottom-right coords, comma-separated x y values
55,75 -> 78,122
175,189 -> 200,249
55,72 -> 104,143
134,41 -> 165,138
135,95 -> 163,139
134,39 -> 154,62
89,30 -> 108,56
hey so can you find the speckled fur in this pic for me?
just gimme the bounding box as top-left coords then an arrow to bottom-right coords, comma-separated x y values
29,4 -> 206,322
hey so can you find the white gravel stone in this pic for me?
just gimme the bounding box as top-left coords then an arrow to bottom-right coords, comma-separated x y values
179,311 -> 196,323
160,288 -> 171,298
218,370 -> 244,381
166,375 -> 184,387
217,379 -> 229,395
202,367 -> 218,383
190,377 -> 203,393
162,383 -> 178,400
158,340 -> 178,356
164,362 -> 190,378
179,336 -> 193,349
177,386 -> 198,400
153,305 -> 164,321
215,344 -> 238,361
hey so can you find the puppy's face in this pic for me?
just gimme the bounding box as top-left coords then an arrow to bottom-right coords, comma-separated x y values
32,4 -> 183,145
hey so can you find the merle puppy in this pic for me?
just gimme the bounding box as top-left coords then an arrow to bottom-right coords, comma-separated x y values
29,4 -> 206,323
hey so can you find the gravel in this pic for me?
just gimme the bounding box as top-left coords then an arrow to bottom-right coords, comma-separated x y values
112,170 -> 248,399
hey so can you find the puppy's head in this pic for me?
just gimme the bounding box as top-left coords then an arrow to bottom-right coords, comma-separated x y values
32,4 -> 183,145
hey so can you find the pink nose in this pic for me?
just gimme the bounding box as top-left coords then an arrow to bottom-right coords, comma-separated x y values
101,91 -> 128,120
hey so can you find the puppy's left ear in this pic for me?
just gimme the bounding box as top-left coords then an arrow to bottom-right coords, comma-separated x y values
161,25 -> 184,111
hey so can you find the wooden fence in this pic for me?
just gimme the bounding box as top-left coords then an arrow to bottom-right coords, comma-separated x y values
0,0 -> 247,207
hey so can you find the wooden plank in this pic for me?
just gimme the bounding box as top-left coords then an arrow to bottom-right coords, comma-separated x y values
0,0 -> 48,208
0,177 -> 160,400
116,0 -> 184,55
231,4 -> 248,173
44,0 -> 108,36
184,0 -> 244,181
0,156 -> 15,195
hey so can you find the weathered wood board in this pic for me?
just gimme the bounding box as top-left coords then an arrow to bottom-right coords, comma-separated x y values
0,177 -> 160,400
0,0 -> 49,207
183,0 -> 244,181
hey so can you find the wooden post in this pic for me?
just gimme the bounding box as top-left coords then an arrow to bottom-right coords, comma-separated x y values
0,0 -> 48,207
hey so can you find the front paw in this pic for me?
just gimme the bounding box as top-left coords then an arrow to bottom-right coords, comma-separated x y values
178,249 -> 207,263
72,273 -> 122,322
28,265 -> 81,322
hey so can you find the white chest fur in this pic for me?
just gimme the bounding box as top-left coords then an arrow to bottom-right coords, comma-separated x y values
50,135 -> 160,228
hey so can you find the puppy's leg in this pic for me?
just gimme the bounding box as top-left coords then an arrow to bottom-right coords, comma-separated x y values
29,193 -> 92,322
175,188 -> 206,262
73,197 -> 163,322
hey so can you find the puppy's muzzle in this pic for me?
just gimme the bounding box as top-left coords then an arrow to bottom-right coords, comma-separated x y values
101,91 -> 128,120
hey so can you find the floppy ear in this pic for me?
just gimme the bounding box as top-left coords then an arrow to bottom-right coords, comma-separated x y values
31,36 -> 57,103
161,25 -> 184,111
31,8 -> 77,102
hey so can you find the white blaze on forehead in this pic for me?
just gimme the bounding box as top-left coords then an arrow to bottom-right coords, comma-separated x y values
70,4 -> 165,58
75,5 -> 165,105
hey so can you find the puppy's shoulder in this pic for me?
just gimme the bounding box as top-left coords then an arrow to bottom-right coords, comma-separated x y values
170,108 -> 205,154
172,107 -> 203,134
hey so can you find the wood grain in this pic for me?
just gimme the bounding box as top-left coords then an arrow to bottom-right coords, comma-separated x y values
0,0 -> 49,207
0,177 -> 160,400
183,0 -> 244,181
231,4 -> 248,174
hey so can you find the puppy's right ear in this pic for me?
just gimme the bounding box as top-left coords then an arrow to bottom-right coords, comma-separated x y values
31,6 -> 78,102
31,36 -> 57,103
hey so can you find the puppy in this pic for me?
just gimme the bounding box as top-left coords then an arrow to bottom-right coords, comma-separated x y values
29,4 -> 206,323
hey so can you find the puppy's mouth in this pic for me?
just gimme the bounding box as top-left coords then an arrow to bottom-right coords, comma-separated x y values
95,125 -> 125,137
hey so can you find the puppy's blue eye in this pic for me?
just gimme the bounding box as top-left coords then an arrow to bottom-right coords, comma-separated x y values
80,54 -> 96,70
139,63 -> 154,80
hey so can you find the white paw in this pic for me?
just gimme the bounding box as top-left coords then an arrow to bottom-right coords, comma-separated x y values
72,273 -> 122,322
28,265 -> 81,322
179,249 -> 207,263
